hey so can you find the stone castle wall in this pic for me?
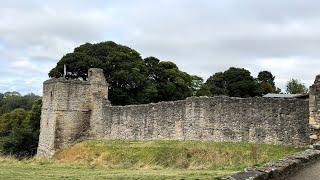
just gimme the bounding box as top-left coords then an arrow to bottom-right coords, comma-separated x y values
309,75 -> 320,142
37,68 -> 310,158
101,97 -> 309,145
310,75 -> 320,125
37,79 -> 92,157
37,68 -> 109,158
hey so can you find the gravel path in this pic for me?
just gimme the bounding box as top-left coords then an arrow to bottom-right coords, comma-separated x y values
289,160 -> 320,180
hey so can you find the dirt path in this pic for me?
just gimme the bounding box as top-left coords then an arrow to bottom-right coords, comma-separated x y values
289,160 -> 320,180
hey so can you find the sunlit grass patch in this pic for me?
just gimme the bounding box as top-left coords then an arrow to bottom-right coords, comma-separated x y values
54,140 -> 304,170
0,140 -> 305,179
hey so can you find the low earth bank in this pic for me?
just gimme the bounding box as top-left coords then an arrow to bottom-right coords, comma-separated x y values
0,140 -> 305,179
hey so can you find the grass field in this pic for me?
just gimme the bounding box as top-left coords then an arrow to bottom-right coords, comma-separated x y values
0,140 -> 305,179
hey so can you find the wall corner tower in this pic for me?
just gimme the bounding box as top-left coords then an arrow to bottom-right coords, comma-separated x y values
310,75 -> 320,125
88,68 -> 109,138
37,68 -> 109,158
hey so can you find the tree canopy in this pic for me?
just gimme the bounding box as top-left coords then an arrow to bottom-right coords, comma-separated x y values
198,67 -> 262,97
0,92 -> 40,116
49,41 -> 286,102
0,93 -> 41,157
257,71 -> 277,95
49,41 -> 198,105
286,79 -> 308,94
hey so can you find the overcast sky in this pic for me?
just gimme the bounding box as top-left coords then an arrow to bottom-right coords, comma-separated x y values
1,0 -> 320,95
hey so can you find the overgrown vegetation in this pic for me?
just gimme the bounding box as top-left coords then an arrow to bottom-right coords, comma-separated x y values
54,140 -> 303,170
0,92 -> 40,116
0,92 -> 41,157
0,140 -> 304,179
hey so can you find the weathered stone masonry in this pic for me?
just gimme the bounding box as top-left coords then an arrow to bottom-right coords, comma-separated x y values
37,68 -> 109,158
310,75 -> 320,126
37,68 -> 310,158
309,75 -> 320,142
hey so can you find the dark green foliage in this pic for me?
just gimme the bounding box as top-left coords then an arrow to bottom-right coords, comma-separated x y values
195,84 -> 212,96
0,93 -> 3,105
275,87 -> 282,93
2,128 -> 38,157
0,108 -> 29,136
0,94 -> 41,157
200,67 -> 262,98
49,41 -> 283,102
49,42 -> 196,105
27,99 -> 42,136
257,71 -> 277,94
223,68 -> 262,97
286,79 -> 308,94
257,71 -> 275,87
146,59 -> 194,102
49,41 -> 150,105
0,92 -> 40,116
202,72 -> 228,96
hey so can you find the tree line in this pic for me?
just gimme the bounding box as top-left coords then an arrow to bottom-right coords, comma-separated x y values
0,41 -> 308,157
50,41 -> 308,105
0,92 -> 41,157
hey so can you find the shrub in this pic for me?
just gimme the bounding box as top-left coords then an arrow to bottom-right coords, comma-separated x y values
2,128 -> 38,157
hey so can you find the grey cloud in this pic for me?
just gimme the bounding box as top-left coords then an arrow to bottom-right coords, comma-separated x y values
1,0 -> 320,94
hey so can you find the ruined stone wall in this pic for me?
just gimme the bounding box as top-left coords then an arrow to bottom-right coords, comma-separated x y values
37,68 -> 310,158
37,68 -> 108,158
97,96 -> 309,146
37,79 -> 92,158
309,75 -> 320,142
310,75 -> 320,125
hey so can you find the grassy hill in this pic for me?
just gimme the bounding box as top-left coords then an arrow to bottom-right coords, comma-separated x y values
0,140 -> 305,179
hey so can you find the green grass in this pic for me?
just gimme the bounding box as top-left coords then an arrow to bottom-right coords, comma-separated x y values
0,140 -> 305,179
0,158 -> 234,179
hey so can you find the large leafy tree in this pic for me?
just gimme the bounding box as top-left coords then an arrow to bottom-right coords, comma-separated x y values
49,41 -> 154,105
199,67 -> 262,97
223,67 -> 262,97
202,72 -> 228,96
286,79 -> 308,94
144,57 -> 194,102
49,42 -> 196,105
257,71 -> 277,94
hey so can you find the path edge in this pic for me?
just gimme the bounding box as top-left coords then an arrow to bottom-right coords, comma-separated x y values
225,144 -> 320,180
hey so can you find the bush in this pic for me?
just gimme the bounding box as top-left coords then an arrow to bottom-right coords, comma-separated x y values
0,108 -> 30,136
2,128 -> 38,157
0,99 -> 41,157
